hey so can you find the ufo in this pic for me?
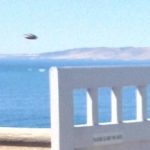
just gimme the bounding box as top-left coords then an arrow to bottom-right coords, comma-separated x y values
24,34 -> 38,40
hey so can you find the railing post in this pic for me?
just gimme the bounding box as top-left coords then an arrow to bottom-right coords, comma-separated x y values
112,87 -> 122,123
50,67 -> 74,150
87,88 -> 99,126
137,86 -> 147,121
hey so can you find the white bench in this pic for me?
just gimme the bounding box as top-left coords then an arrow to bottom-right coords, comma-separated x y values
50,66 -> 150,150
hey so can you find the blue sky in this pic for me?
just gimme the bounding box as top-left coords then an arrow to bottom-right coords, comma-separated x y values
0,0 -> 150,54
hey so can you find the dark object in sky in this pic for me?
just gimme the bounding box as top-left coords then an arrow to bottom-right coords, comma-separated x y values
24,34 -> 38,40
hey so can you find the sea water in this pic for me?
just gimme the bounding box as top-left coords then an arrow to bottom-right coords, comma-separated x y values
0,59 -> 150,128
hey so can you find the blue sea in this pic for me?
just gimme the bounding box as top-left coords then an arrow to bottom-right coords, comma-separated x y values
0,59 -> 150,128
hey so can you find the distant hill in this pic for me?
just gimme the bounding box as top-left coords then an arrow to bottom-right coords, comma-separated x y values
40,47 -> 150,60
1,47 -> 150,60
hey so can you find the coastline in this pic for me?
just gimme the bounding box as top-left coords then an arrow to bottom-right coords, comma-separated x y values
0,127 -> 51,149
0,146 -> 50,150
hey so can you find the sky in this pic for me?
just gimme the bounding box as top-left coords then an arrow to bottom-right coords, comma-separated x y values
0,0 -> 150,54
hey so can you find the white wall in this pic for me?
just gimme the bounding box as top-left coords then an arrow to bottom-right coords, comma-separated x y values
49,66 -> 150,150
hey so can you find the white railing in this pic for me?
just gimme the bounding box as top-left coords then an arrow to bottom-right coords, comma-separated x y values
49,66 -> 150,150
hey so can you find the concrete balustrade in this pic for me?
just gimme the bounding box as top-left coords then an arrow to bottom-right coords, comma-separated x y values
50,66 -> 150,150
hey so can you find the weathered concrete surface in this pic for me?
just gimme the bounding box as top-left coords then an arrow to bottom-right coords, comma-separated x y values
0,127 -> 51,149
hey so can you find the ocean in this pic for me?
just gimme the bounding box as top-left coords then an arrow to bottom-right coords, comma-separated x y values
0,59 -> 150,128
